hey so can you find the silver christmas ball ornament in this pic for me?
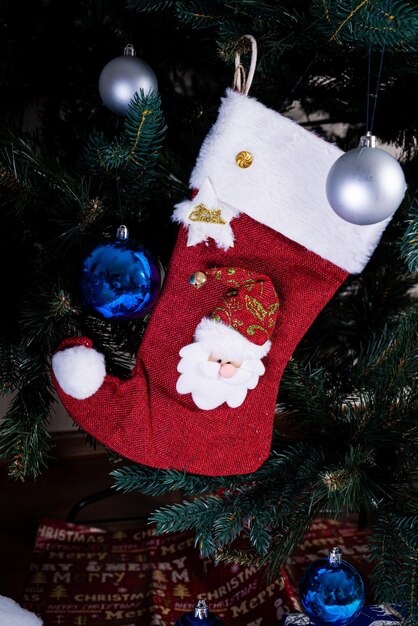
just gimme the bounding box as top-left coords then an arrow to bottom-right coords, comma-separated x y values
326,132 -> 406,225
99,44 -> 158,116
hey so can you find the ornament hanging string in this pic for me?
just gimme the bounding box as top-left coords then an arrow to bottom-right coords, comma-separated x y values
233,35 -> 257,96
366,3 -> 392,134
198,542 -> 206,611
115,169 -> 124,225
365,42 -> 372,133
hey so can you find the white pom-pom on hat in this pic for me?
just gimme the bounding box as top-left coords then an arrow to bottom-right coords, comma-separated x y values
52,345 -> 106,400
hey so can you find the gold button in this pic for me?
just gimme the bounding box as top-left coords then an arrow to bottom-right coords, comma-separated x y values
236,151 -> 253,168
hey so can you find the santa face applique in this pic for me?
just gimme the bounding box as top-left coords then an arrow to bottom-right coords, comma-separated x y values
176,266 -> 278,411
176,343 -> 266,410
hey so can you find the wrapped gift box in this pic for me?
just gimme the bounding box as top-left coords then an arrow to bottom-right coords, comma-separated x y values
22,517 -> 375,626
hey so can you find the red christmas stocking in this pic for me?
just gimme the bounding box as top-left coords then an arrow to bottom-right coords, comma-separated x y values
52,89 -> 392,476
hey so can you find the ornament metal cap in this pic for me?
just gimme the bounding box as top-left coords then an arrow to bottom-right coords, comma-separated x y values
123,44 -> 136,57
360,131 -> 377,148
194,599 -> 209,619
116,225 -> 129,240
329,546 -> 343,567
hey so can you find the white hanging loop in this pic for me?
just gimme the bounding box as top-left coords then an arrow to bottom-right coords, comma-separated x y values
232,34 -> 257,96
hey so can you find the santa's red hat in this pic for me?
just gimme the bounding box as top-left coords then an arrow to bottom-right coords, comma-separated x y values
191,266 -> 279,362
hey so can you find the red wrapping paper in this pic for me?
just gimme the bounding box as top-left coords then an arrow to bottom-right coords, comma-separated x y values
23,518 -> 370,626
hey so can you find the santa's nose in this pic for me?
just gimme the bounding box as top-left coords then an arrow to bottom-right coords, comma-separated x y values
219,363 -> 237,378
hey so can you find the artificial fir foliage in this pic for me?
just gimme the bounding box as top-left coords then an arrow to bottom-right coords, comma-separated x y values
0,0 -> 417,622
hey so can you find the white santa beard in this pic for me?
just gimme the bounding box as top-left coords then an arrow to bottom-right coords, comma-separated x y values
176,344 -> 264,410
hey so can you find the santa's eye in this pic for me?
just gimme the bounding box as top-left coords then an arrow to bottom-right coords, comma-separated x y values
217,359 -> 222,364
226,361 -> 231,364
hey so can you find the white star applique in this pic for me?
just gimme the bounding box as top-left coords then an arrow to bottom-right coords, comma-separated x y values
172,177 -> 239,250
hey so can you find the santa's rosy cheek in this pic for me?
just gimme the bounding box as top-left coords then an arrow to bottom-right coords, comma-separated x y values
220,364 -> 237,379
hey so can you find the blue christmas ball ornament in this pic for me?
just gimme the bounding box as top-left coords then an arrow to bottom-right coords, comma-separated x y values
174,600 -> 225,626
80,225 -> 161,320
299,547 -> 365,626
